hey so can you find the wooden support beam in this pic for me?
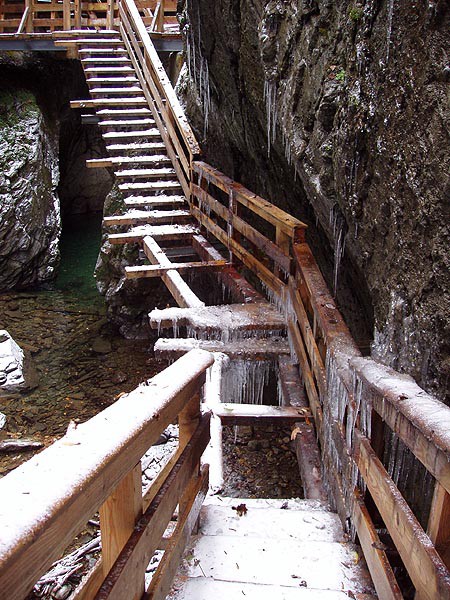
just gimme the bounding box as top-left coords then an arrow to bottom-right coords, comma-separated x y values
142,235 -> 205,308
154,337 -> 291,360
125,260 -> 228,279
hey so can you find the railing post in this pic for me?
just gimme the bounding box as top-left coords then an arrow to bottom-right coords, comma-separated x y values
74,0 -> 81,29
63,0 -> 71,30
106,0 -> 114,30
156,0 -> 165,32
427,483 -> 450,569
25,0 -> 32,33
99,463 -> 144,598
178,392 -> 201,522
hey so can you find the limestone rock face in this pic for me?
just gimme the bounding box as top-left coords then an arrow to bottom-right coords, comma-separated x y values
182,0 -> 449,401
0,89 -> 60,289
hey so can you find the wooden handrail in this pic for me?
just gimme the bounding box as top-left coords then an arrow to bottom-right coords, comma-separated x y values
0,349 -> 214,600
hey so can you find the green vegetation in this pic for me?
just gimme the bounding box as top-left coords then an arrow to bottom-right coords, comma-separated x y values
349,7 -> 363,21
335,69 -> 346,83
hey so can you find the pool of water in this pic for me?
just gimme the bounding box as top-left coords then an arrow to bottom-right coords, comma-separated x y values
0,213 -> 164,476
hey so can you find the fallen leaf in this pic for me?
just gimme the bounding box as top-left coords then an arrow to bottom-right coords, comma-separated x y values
232,503 -> 248,517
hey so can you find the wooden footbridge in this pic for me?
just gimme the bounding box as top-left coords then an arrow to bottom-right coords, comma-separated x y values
1,2 -> 450,599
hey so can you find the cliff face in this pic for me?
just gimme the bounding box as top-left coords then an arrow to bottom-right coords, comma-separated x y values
181,0 -> 449,400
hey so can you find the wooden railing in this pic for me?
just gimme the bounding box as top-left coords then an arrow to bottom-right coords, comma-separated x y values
191,161 -> 307,300
0,349 -> 214,600
119,0 -> 200,199
0,0 -> 177,34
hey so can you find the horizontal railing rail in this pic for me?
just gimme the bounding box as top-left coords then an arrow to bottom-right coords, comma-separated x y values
191,160 -> 307,300
0,349 -> 214,600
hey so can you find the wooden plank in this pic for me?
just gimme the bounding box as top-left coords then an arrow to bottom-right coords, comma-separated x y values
355,432 -> 450,600
191,204 -> 285,298
70,98 -> 147,108
193,161 -> 307,239
103,209 -> 190,226
142,235 -> 205,308
192,184 -> 291,273
288,278 -> 326,398
95,414 -> 211,599
99,464 -> 143,599
351,489 -> 403,600
213,403 -> 312,426
0,350 -> 213,600
143,465 -> 209,600
125,260 -> 228,279
16,6 -> 29,34
154,337 -> 290,360
72,560 -> 104,600
287,321 -> 322,435
108,224 -> 198,244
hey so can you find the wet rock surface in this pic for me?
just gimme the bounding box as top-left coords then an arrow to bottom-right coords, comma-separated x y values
182,0 -> 449,401
222,424 -> 303,499
0,290 -> 165,476
0,88 -> 60,289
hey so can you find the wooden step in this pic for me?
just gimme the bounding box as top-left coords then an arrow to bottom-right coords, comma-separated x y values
211,403 -> 312,425
114,167 -> 176,179
81,57 -> 132,64
79,47 -> 128,54
87,78 -> 139,86
96,107 -> 152,117
149,303 -> 286,334
86,154 -> 171,169
124,195 -> 186,208
84,66 -> 135,74
52,29 -> 118,39
103,208 -> 191,226
125,260 -> 228,279
154,337 -> 291,360
98,118 -> 155,128
106,142 -> 165,153
71,98 -> 147,109
168,497 -> 375,600
118,181 -> 182,193
108,224 -> 199,244
102,129 -> 161,140
90,86 -> 144,95
55,38 -> 124,46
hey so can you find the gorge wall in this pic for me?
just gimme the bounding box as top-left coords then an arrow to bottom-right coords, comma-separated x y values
180,0 -> 449,401
0,53 -> 112,290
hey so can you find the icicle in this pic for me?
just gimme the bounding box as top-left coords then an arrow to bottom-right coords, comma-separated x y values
329,204 -> 347,296
264,79 -> 278,154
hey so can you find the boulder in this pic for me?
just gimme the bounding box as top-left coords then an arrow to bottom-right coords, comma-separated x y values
0,330 -> 39,393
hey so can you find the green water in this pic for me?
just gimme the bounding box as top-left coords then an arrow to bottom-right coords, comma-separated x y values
55,212 -> 103,302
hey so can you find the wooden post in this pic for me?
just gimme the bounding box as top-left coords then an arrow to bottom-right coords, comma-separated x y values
74,0 -> 81,29
427,483 -> 450,570
275,226 -> 290,280
178,392 -> 201,523
100,463 -> 143,599
106,0 -> 114,30
25,0 -> 32,33
63,0 -> 71,30
156,0 -> 165,32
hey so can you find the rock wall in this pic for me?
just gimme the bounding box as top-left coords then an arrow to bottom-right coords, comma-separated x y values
0,88 -> 60,289
181,0 -> 449,401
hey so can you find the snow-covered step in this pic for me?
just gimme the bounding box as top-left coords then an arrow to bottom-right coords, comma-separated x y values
97,118 -> 155,129
108,224 -> 199,244
105,142 -> 166,154
96,107 -> 152,117
60,37 -> 124,45
118,180 -> 182,193
70,97 -> 147,109
90,86 -> 144,95
149,303 -> 286,335
81,57 -> 132,64
154,337 -> 291,360
114,167 -> 176,179
103,209 -> 191,226
102,129 -> 161,140
167,497 -> 376,600
86,77 -> 139,86
78,47 -> 128,54
86,154 -> 171,168
124,195 -> 186,208
84,66 -> 135,74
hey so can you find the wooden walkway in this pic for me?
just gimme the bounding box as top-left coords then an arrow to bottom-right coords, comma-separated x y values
168,497 -> 376,600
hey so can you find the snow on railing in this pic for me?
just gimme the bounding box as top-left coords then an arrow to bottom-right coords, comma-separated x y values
0,349 -> 214,600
